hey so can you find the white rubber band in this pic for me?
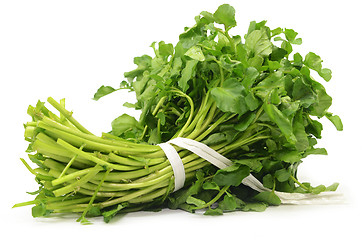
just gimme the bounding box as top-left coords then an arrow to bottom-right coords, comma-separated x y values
168,137 -> 232,169
158,142 -> 185,192
159,137 -> 343,204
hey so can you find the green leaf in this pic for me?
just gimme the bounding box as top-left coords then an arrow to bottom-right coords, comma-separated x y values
124,55 -> 152,80
32,203 -> 52,218
213,165 -> 250,187
293,110 -> 310,152
242,67 -> 259,89
262,174 -> 274,189
326,183 -> 339,191
254,191 -> 281,206
32,203 -> 47,218
111,114 -> 142,136
204,208 -> 223,216
275,168 -> 291,182
235,112 -> 256,132
234,159 -> 263,172
311,185 -> 326,194
211,78 -> 248,115
93,85 -> 116,100
304,52 -> 331,81
245,92 -> 260,111
263,103 -> 297,144
202,181 -> 220,191
178,59 -> 198,91
241,202 -> 267,212
245,29 -> 273,57
169,172 -> 204,209
275,150 -> 302,163
186,196 -> 206,207
185,45 -> 205,61
219,195 -> 237,211
102,203 -> 127,223
270,46 -> 288,61
284,28 -> 302,45
325,112 -> 343,131
158,41 -> 173,57
213,4 -> 236,29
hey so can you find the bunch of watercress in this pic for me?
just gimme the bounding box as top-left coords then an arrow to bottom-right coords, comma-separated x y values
16,4 -> 342,222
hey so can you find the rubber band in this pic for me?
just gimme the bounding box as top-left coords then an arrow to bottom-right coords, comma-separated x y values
158,142 -> 185,192
159,137 -> 343,204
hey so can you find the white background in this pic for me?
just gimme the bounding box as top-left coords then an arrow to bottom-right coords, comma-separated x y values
1,0 -> 361,239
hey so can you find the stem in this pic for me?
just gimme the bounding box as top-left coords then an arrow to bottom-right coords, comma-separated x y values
47,97 -> 93,135
192,185 -> 229,210
58,144 -> 85,178
171,89 -> 195,138
77,167 -> 111,223
290,175 -> 310,191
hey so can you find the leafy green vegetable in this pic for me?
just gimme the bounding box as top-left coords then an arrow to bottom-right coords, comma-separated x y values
16,4 -> 342,223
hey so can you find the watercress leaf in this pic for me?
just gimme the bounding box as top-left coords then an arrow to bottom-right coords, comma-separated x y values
178,59 -> 198,91
186,196 -> 206,207
275,168 -> 291,182
241,202 -> 267,212
271,27 -> 283,37
326,183 -> 339,192
210,78 -> 248,115
275,150 -> 302,163
271,46 -> 288,62
245,29 -> 273,57
213,165 -> 250,186
234,159 -> 263,172
158,41 -> 174,57
293,110 -> 310,152
262,174 -> 274,189
319,68 -> 332,81
93,86 -> 116,100
169,172 -> 204,209
309,82 -> 332,117
200,11 -> 215,23
263,103 -> 297,144
202,181 -> 220,191
304,52 -> 331,81
304,147 -> 328,157
111,114 -> 142,136
213,4 -> 236,29
32,203 -> 47,218
235,112 -> 256,132
242,67 -> 259,89
219,195 -> 237,211
124,55 -> 152,80
245,92 -> 260,111
204,208 -> 223,216
311,185 -> 326,194
103,204 -> 127,223
325,112 -> 343,131
185,45 -> 205,61
284,28 -> 298,42
202,133 -> 226,145
306,118 -> 323,139
281,41 -> 293,55
254,191 -> 281,206
170,57 -> 183,78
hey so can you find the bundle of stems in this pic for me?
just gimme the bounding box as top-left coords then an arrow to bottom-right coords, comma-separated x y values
17,94 -> 269,223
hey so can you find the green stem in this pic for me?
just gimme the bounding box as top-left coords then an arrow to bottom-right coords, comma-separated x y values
58,144 -> 86,178
290,175 -> 310,191
47,97 -> 93,135
192,185 -> 230,210
171,89 -> 195,138
77,167 -> 112,223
